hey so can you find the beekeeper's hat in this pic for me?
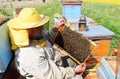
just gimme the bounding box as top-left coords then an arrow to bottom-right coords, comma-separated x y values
7,7 -> 49,50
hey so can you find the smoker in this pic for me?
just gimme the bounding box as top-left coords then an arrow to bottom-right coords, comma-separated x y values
79,15 -> 86,31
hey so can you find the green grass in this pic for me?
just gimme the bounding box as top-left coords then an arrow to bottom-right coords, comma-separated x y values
82,2 -> 120,50
34,0 -> 62,27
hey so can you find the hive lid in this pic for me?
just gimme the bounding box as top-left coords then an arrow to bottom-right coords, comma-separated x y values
71,24 -> 115,40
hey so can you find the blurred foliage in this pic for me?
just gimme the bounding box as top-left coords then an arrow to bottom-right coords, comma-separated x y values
34,0 -> 62,29
84,0 -> 120,5
0,5 -> 8,16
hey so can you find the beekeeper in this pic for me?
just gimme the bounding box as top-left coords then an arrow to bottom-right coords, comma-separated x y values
7,7 -> 86,79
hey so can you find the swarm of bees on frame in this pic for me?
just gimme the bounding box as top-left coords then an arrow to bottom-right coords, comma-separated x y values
54,26 -> 91,63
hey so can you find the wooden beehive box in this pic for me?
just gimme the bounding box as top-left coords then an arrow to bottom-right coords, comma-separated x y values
0,18 -> 13,74
100,56 -> 117,79
53,25 -> 95,64
61,0 -> 82,22
96,67 -> 107,79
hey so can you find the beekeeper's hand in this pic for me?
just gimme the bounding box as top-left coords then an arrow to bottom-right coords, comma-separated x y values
74,63 -> 86,74
54,18 -> 66,30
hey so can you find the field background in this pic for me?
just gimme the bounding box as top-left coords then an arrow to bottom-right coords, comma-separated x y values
35,0 -> 120,53
0,0 -> 120,54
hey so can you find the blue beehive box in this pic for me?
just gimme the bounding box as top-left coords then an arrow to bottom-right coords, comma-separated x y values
100,56 -> 116,79
0,19 -> 13,74
61,0 -> 82,22
96,66 -> 107,79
